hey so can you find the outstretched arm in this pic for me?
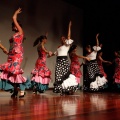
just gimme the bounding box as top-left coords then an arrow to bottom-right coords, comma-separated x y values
0,43 -> 8,55
12,8 -> 23,34
98,56 -> 112,64
74,53 -> 90,61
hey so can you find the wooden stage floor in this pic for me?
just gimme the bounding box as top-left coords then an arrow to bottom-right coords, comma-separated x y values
0,90 -> 120,120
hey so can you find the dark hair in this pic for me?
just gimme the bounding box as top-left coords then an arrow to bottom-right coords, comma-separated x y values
85,45 -> 91,49
12,20 -> 22,31
116,50 -> 120,57
97,50 -> 103,54
33,35 -> 47,47
68,44 -> 77,53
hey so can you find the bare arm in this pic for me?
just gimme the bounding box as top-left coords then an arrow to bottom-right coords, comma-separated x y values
41,43 -> 53,57
12,8 -> 23,35
0,43 -> 8,55
73,53 -> 90,61
98,56 -> 112,64
96,33 -> 99,46
67,21 -> 72,40
41,43 -> 49,54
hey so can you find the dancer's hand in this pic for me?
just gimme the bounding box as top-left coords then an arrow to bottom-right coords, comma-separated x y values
86,57 -> 90,61
3,48 -> 8,55
96,33 -> 99,38
47,51 -> 53,57
14,8 -> 22,15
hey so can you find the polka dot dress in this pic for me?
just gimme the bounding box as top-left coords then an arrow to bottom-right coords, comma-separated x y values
53,56 -> 78,95
83,59 -> 107,92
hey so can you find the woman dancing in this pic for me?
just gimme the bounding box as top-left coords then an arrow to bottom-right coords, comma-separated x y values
68,44 -> 90,88
97,48 -> 112,78
51,21 -> 78,95
83,33 -> 107,92
113,50 -> 120,88
31,35 -> 52,94
0,8 -> 30,98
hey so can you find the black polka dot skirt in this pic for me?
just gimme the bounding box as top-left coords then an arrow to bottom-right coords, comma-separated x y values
83,59 -> 107,92
53,56 -> 78,95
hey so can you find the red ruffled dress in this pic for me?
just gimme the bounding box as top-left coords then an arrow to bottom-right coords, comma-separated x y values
97,58 -> 107,78
70,53 -> 82,84
113,57 -> 120,83
31,46 -> 51,92
0,33 -> 29,91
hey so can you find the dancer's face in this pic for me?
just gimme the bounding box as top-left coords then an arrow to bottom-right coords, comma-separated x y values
99,52 -> 103,56
12,26 -> 18,32
43,38 -> 47,44
73,47 -> 77,52
86,47 -> 91,53
61,36 -> 66,44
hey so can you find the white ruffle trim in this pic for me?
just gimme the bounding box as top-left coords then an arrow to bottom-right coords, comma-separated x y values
65,39 -> 73,45
90,76 -> 107,89
93,46 -> 101,51
61,74 -> 78,89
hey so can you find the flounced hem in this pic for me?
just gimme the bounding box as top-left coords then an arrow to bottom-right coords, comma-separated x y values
90,76 -> 107,89
31,81 -> 49,92
53,74 -> 79,95
115,78 -> 120,83
0,72 -> 26,83
61,74 -> 78,89
76,77 -> 80,84
31,75 -> 51,84
0,79 -> 31,91
0,79 -> 14,91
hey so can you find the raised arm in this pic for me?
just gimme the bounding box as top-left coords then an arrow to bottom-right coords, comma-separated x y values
96,33 -> 99,46
12,8 -> 23,34
67,21 -> 72,40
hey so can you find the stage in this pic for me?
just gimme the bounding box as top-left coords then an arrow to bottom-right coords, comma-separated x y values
0,90 -> 120,120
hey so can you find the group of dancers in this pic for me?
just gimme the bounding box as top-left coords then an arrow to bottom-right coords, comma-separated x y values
0,8 -> 120,98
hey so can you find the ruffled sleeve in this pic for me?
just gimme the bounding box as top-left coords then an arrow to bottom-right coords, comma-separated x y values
65,39 -> 73,45
93,46 -> 101,51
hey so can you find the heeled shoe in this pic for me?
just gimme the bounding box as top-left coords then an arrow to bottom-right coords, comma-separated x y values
11,91 -> 18,98
19,91 -> 26,98
33,89 -> 37,94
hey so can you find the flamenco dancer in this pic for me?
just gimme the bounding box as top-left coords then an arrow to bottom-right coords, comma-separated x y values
0,8 -> 30,98
97,46 -> 112,78
31,35 -> 52,94
50,21 -> 78,95
83,33 -> 107,92
113,50 -> 120,89
68,44 -> 90,88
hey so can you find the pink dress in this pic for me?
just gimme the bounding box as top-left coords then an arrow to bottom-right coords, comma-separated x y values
31,46 -> 51,85
97,58 -> 107,78
70,53 -> 82,83
113,57 -> 120,83
0,33 -> 26,83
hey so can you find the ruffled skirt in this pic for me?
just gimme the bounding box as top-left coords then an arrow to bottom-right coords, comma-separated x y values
31,62 -> 51,93
83,60 -> 108,92
53,56 -> 78,95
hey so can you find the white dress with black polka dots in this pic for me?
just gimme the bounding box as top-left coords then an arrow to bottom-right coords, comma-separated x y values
53,39 -> 78,95
83,46 -> 107,91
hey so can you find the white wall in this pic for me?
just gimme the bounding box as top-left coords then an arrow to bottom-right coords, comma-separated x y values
0,0 -> 83,87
